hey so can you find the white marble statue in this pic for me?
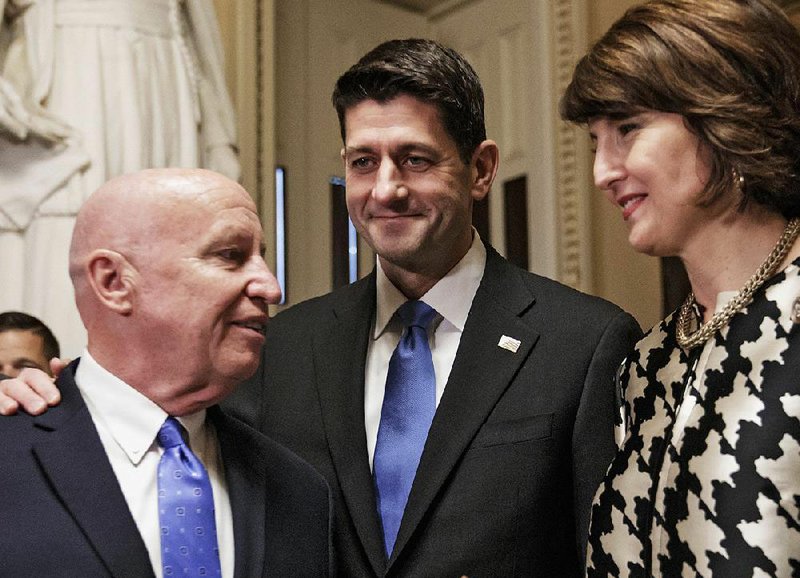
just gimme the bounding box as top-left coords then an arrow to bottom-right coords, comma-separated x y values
0,0 -> 239,356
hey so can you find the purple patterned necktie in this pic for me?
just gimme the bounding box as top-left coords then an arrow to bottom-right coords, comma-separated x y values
157,417 -> 222,577
374,300 -> 438,556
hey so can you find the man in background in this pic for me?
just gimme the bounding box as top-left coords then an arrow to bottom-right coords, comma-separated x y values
0,311 -> 59,377
0,168 -> 332,577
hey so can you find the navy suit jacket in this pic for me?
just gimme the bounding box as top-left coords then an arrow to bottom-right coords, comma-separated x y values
225,246 -> 642,577
0,360 -> 334,577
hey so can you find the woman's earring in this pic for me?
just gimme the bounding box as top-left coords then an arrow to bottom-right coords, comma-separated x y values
733,167 -> 745,192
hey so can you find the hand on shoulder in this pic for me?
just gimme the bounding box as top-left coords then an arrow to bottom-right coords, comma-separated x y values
0,359 -> 66,415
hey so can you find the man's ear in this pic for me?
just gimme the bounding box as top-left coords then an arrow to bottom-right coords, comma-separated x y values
470,139 -> 500,202
85,250 -> 136,316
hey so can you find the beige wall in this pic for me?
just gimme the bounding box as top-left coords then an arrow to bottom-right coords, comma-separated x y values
212,0 -> 277,302
584,0 -> 662,331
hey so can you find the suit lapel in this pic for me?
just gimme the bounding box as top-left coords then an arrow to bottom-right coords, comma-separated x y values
212,408 -> 267,578
390,249 -> 540,564
313,274 -> 388,575
32,363 -> 154,578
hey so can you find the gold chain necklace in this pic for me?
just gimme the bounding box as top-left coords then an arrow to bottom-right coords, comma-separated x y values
676,217 -> 800,350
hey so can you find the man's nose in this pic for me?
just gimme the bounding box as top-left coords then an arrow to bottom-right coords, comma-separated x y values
247,258 -> 282,305
372,161 -> 407,203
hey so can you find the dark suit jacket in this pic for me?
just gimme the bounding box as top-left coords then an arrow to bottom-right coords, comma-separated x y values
0,360 -> 334,577
225,246 -> 642,577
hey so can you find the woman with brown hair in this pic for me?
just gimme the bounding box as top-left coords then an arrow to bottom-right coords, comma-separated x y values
561,0 -> 800,575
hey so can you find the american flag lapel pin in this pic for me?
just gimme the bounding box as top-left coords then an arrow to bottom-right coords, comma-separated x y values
497,335 -> 521,353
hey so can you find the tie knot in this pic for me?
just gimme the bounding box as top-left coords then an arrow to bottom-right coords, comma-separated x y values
396,300 -> 437,330
156,417 -> 186,449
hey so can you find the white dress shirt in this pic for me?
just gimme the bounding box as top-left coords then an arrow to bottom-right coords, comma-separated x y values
365,233 -> 487,468
75,350 -> 235,578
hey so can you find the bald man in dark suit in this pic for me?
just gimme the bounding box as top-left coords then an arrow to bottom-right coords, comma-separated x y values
0,169 -> 332,577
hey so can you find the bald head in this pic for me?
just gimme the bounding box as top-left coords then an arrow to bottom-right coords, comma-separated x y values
70,168 -> 279,415
70,168 -> 253,293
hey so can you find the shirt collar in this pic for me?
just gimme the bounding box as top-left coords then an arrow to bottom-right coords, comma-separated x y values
75,350 -> 207,465
374,231 -> 487,338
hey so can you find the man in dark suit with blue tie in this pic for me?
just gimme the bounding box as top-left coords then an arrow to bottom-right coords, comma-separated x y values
227,39 -> 642,576
0,168 -> 332,577
1,40 -> 641,577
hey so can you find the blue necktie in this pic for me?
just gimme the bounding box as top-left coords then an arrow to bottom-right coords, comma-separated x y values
374,300 -> 438,556
157,417 -> 222,577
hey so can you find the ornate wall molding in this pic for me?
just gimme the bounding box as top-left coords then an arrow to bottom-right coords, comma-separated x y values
551,0 -> 590,291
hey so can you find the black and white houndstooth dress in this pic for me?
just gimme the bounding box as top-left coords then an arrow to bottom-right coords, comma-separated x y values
587,260 -> 800,577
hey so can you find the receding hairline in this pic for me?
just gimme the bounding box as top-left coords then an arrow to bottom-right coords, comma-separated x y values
69,169 -> 251,274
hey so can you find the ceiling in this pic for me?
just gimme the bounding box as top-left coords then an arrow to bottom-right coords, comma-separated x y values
373,0 -> 469,17
373,0 -> 439,13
